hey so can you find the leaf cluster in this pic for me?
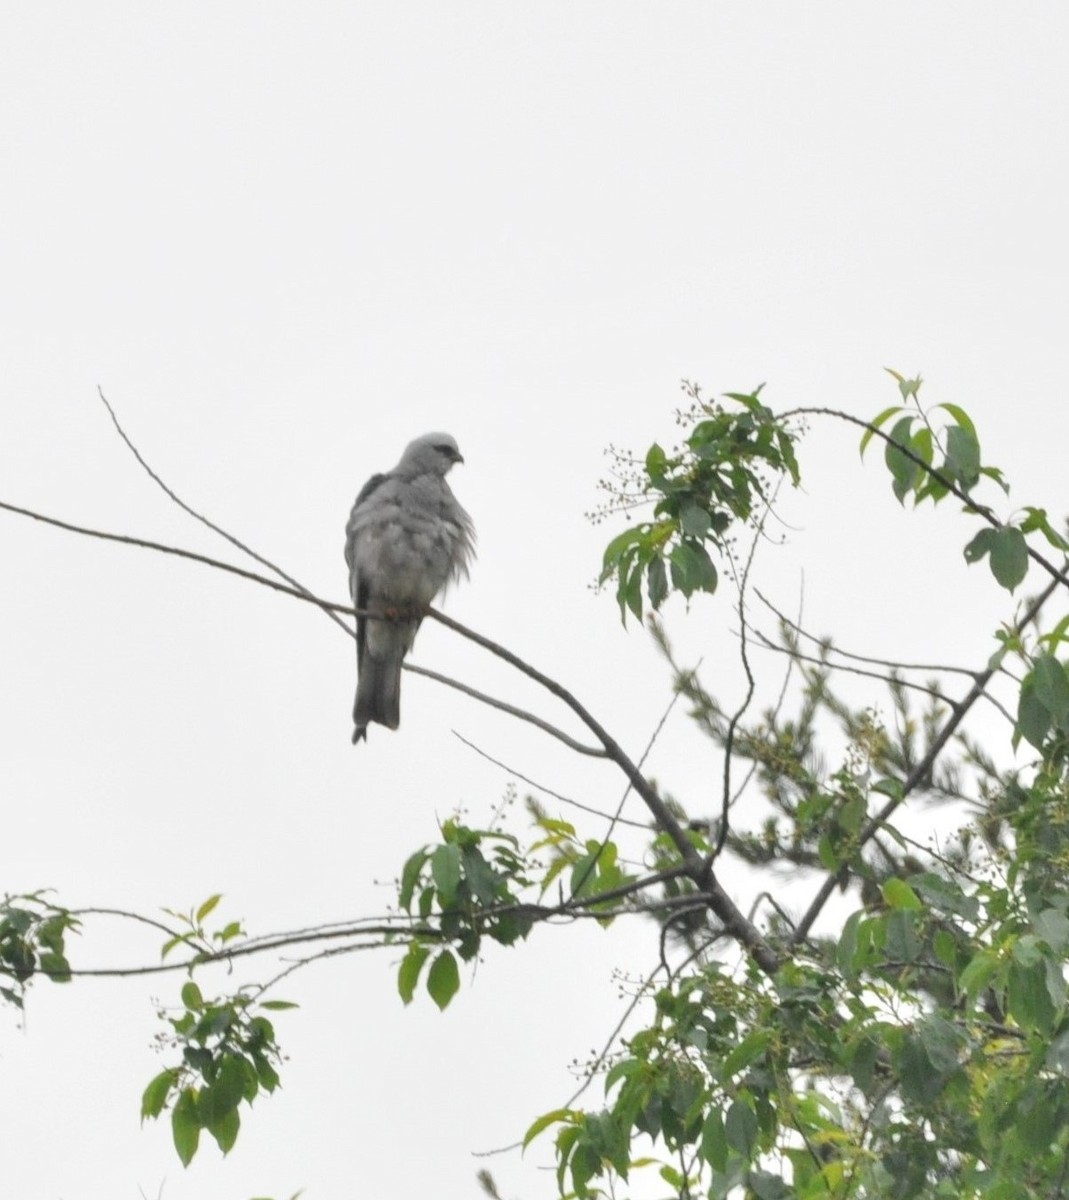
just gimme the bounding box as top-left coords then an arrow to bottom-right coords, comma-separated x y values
599,387 -> 800,624
511,375 -> 1069,1198
396,819 -> 536,1010
140,895 -> 292,1167
0,892 -> 77,1008
141,976 -> 293,1166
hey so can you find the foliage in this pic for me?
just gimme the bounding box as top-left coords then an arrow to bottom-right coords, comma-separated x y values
4,370 -> 1069,1198
513,374 -> 1069,1198
396,819 -> 537,1009
0,891 -> 78,1006
139,897 -> 294,1166
596,383 -> 800,623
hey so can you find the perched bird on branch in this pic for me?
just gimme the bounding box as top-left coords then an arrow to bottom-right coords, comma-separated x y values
344,433 -> 475,743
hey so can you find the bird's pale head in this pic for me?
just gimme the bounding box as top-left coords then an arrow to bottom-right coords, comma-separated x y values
396,432 -> 465,478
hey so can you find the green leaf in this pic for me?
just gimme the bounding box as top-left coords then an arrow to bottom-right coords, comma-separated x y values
195,894 -> 222,924
881,878 -> 922,911
945,424 -> 981,488
398,850 -> 428,912
909,873 -> 975,919
252,1052 -> 280,1093
964,526 -> 1029,591
603,1057 -> 641,1096
1045,955 -> 1067,1010
647,556 -> 668,609
398,944 -> 430,1005
1032,653 -> 1069,727
1022,506 -> 1069,551
749,1170 -> 792,1200
848,1037 -> 879,1093
622,560 -> 644,622
934,401 -> 975,437
430,844 -> 462,908
160,934 -> 189,960
700,1107 -> 728,1171
207,1105 -> 240,1154
871,776 -> 904,801
988,526 -> 1029,591
836,910 -> 862,979
918,1016 -> 963,1076
426,950 -> 460,1010
38,951 -> 70,982
963,527 -> 995,565
181,981 -> 204,1012
721,1029 -> 771,1078
141,1069 -> 177,1121
884,415 -> 920,503
1008,958 -> 1057,1034
911,425 -> 934,467
724,1099 -> 758,1158
860,405 -> 904,458
680,503 -> 712,537
600,526 -> 644,575
1035,908 -> 1069,952
1017,673 -> 1052,750
687,541 -> 718,593
260,999 -> 299,1011
645,442 -> 668,482
884,367 -> 923,401
523,1107 -> 575,1149
171,1089 -> 201,1167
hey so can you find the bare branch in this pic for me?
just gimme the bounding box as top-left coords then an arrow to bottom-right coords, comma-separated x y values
453,733 -> 649,829
749,627 -> 1016,728
754,587 -> 982,680
411,666 -> 606,756
97,387 -> 356,642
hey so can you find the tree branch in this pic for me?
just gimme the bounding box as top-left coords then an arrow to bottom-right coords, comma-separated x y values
792,570 -> 1062,943
785,404 -> 1069,597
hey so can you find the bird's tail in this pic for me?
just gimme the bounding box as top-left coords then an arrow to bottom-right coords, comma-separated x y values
352,650 -> 403,743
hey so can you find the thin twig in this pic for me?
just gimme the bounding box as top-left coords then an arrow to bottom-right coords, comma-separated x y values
568,669 -> 688,900
413,665 -> 605,756
749,628 -> 1017,727
97,387 -> 355,641
754,587 -> 981,680
710,493 -> 770,862
452,733 -> 649,829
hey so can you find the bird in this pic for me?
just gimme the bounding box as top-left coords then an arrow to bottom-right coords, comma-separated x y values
344,432 -> 475,744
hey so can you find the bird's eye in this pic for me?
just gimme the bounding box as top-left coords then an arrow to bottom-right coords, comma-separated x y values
434,444 -> 454,455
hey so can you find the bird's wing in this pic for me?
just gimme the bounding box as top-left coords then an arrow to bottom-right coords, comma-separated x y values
344,471 -> 388,579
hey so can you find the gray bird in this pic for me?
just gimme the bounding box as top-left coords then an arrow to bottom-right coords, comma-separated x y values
344,432 -> 475,743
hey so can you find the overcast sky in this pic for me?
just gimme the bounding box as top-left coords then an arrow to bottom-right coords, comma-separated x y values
2,5 -> 1068,1199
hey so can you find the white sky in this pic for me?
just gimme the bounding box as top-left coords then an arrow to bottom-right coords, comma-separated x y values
1,5 -> 1067,1199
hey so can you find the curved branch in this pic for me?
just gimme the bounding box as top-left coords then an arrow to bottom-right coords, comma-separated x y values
749,628 -> 1017,727
413,665 -> 606,757
453,733 -> 650,829
427,608 -> 781,974
97,387 -> 356,641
